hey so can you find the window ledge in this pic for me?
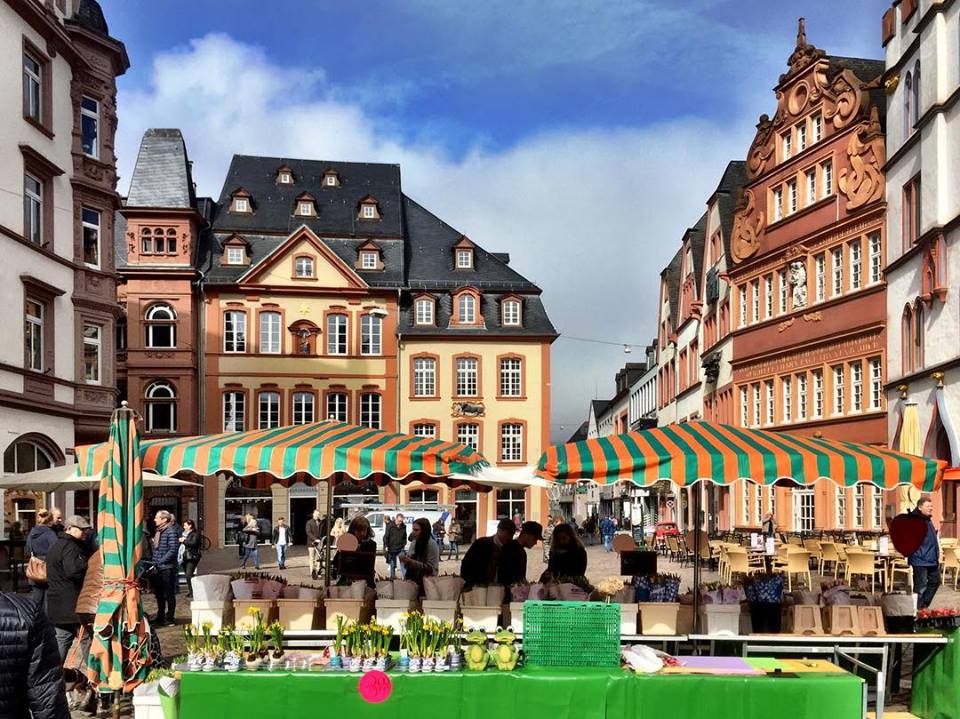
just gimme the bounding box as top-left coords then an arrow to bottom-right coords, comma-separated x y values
24,115 -> 54,140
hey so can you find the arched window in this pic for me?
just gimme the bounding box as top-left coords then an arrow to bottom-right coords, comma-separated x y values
326,313 -> 348,355
912,61 -> 921,129
408,488 -> 439,507
903,71 -> 913,138
914,301 -> 925,371
145,304 -> 176,348
901,305 -> 914,374
457,293 -> 476,324
145,381 -> 177,432
3,437 -> 55,473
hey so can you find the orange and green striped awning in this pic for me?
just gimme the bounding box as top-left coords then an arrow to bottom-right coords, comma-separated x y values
536,422 -> 944,492
75,420 -> 487,486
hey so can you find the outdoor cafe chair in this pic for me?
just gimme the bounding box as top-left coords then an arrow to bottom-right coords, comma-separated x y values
817,542 -> 845,579
666,535 -> 682,563
943,547 -> 960,590
888,557 -> 914,592
725,548 -> 761,584
845,550 -> 885,593
941,538 -> 958,549
773,549 -> 812,592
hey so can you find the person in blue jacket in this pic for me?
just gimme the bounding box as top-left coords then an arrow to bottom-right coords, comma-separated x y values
908,497 -> 941,609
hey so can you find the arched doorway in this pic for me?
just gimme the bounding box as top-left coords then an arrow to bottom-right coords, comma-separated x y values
926,412 -> 956,537
3,434 -> 64,533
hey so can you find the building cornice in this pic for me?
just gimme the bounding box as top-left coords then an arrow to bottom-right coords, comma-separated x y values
886,357 -> 960,390
0,224 -> 76,270
884,212 -> 960,276
731,319 -> 885,367
8,0 -> 83,66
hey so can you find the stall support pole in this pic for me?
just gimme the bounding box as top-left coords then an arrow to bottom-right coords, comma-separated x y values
324,476 -> 334,590
692,485 -> 702,634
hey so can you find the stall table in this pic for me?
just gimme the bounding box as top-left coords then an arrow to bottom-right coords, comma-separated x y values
911,629 -> 959,719
180,663 -> 863,719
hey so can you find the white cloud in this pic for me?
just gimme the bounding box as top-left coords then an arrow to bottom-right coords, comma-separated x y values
116,33 -> 754,441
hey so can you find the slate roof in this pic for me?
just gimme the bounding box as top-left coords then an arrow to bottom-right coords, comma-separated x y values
398,290 -> 556,337
591,399 -> 611,419
567,422 -> 589,443
71,0 -> 109,36
212,156 -> 404,239
126,129 -> 195,209
683,212 -> 708,294
712,161 -> 747,258
661,249 -> 683,331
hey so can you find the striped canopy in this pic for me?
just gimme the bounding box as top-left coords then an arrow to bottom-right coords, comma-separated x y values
86,406 -> 152,693
75,421 -> 487,485
536,422 -> 944,492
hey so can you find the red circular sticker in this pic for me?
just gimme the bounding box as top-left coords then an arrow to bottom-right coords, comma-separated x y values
358,670 -> 393,704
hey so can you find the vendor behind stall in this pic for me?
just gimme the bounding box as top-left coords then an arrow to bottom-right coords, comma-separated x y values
335,516 -> 377,586
540,523 -> 587,582
460,519 -> 516,588
498,521 -> 543,596
400,518 -> 439,594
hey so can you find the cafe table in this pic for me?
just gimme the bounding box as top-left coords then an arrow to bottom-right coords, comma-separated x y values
179,660 -> 864,719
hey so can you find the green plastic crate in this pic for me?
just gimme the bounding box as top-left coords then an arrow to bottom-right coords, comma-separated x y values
522,600 -> 621,667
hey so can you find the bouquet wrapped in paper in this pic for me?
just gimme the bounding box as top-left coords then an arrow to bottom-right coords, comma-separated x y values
555,583 -> 590,601
191,574 -> 232,602
230,577 -> 261,600
298,586 -> 324,600
424,575 -> 465,601
260,578 -> 286,600
700,583 -> 745,605
633,574 -> 681,603
510,582 -> 531,602
376,579 -> 419,600
821,581 -> 851,606
376,581 -> 395,600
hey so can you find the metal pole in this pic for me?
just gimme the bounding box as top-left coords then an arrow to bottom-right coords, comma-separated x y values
692,485 -> 703,634
324,476 -> 334,589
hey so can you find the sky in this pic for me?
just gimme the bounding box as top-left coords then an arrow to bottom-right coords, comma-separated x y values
100,0 -> 888,442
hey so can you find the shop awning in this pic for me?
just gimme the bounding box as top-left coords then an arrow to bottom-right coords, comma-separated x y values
535,421 -> 944,492
74,420 -> 487,486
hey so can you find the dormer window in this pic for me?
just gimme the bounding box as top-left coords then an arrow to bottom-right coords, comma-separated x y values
414,296 -> 435,326
220,235 -> 250,266
502,297 -> 522,327
451,288 -> 482,327
456,249 -> 473,269
323,169 -> 340,187
355,240 -> 382,271
358,196 -> 380,221
229,189 -> 252,214
276,165 -> 294,184
360,251 -> 377,269
226,246 -> 245,265
294,192 -> 316,217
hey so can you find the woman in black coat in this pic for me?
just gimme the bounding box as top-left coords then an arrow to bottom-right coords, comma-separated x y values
179,520 -> 202,599
540,523 -> 588,582
25,509 -> 58,604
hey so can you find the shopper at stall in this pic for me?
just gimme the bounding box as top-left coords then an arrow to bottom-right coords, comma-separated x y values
271,518 -> 290,570
336,516 -> 378,586
0,589 -> 70,719
459,519 -> 517,588
45,515 -> 90,659
25,509 -> 57,605
50,507 -> 64,536
909,497 -> 942,609
399,518 -> 439,593
306,510 -> 325,580
540,523 -> 588,582
383,513 -> 407,580
239,514 -> 261,571
499,521 -> 543,596
67,546 -> 104,713
152,510 -> 180,626
179,519 -> 202,597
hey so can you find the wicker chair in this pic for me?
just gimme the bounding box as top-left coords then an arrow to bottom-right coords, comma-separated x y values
845,550 -> 885,593
773,550 -> 812,592
725,548 -> 761,584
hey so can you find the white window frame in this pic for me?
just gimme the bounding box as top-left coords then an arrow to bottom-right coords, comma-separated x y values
360,315 -> 382,356
738,285 -> 747,327
413,357 -> 437,397
796,123 -> 806,152
412,423 -> 437,439
292,391 -> 315,425
456,356 -> 479,397
868,233 -> 882,285
833,365 -> 845,416
80,96 -> 99,159
851,361 -> 863,413
458,293 -> 477,324
415,298 -> 434,326
145,381 -> 177,432
822,160 -> 833,197
294,256 -> 314,278
258,391 -> 280,429
326,314 -> 348,355
740,386 -> 749,427
259,311 -> 281,354
782,376 -> 792,423
362,204 -> 376,219
806,168 -> 817,207
777,269 -> 788,314
765,380 -> 774,426
854,485 -> 865,528
836,486 -> 847,528
278,171 -> 292,184
25,299 -> 43,372
325,174 -> 338,187
812,113 -> 823,143
787,179 -> 798,215
742,485 -> 750,525
456,249 -> 473,269
24,173 -> 42,245
752,383 -> 761,427
223,391 -> 245,432
226,246 -> 245,265
500,423 -> 524,463
764,275 -> 773,319
298,201 -> 313,216
360,251 -> 378,270
23,51 -> 41,121
359,393 -> 381,429
813,369 -> 824,418
815,254 -> 826,302
81,207 -> 101,269
850,239 -> 862,290
782,132 -> 792,161
831,247 -> 843,297
503,300 -> 521,326
457,423 -> 480,451
797,373 -> 808,420
773,186 -> 783,221
870,358 -> 882,411
233,197 -> 249,213
326,392 -> 348,422
145,304 -> 177,349
500,357 -> 523,397
223,311 -> 247,353
82,323 -> 101,385
751,281 -> 759,323
873,487 -> 884,529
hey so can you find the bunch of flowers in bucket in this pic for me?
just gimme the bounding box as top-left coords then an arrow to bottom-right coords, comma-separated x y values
243,607 -> 269,670
183,622 -> 227,671
743,573 -> 785,634
331,619 -> 394,672
218,627 -> 245,671
399,611 -> 457,673
632,573 -> 681,602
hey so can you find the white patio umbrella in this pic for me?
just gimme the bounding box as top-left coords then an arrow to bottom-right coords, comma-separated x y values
0,464 -> 200,492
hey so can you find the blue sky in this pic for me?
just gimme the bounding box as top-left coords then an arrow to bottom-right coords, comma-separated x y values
101,0 -> 889,440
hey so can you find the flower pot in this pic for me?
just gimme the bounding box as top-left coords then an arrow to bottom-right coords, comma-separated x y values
785,604 -> 824,635
822,605 -> 861,636
700,604 -> 742,636
361,658 -> 375,673
191,601 -> 234,632
637,602 -> 680,635
348,656 -> 362,673
422,656 -> 435,673
460,605 -> 501,632
375,599 -> 419,633
277,599 -> 323,630
244,656 -> 262,671
408,657 -> 421,673
749,603 -> 783,634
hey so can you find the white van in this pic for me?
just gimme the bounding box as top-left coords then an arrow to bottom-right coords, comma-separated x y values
349,507 -> 453,550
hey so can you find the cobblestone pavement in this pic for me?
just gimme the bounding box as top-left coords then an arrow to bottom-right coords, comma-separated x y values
66,540 -> 957,716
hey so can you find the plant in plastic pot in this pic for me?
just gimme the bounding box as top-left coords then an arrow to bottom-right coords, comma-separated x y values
633,573 -> 681,603
268,621 -> 285,667
743,573 -> 785,634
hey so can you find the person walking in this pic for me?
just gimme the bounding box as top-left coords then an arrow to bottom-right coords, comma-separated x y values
25,509 -> 58,605
446,517 -> 462,561
600,515 -> 615,552
272,517 -> 290,570
383,513 -> 407,580
239,514 -> 261,570
44,515 -> 90,659
151,510 -> 179,626
909,497 -> 942,610
306,510 -> 325,580
432,517 -> 446,550
0,590 -> 70,719
179,520 -> 202,598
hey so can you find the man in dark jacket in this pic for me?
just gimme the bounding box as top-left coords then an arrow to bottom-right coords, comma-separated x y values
460,519 -> 517,588
0,591 -> 70,719
305,510 -> 325,580
151,511 -> 179,626
497,522 -> 543,599
45,515 -> 90,659
909,497 -> 942,609
383,513 -> 407,580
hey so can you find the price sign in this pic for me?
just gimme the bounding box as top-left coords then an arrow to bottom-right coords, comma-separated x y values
358,670 -> 393,704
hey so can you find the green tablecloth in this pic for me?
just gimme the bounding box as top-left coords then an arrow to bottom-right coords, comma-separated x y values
180,666 -> 862,719
912,629 -> 960,719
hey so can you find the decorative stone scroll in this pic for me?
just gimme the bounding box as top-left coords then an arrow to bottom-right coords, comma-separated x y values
730,189 -> 765,263
838,110 -> 885,210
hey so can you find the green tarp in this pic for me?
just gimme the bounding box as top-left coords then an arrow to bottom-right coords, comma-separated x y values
180,666 -> 862,719
912,629 -> 960,719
